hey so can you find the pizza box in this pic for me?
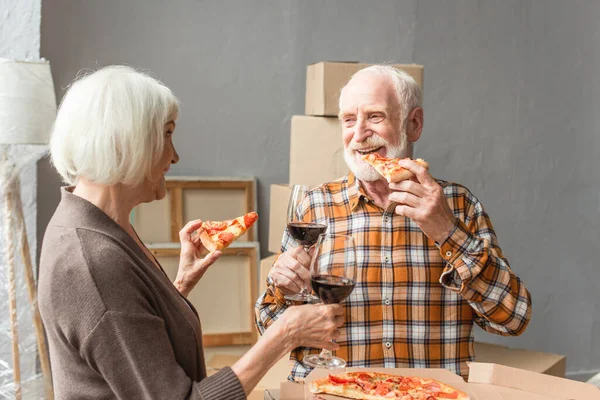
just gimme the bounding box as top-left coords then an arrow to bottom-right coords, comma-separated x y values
271,364 -> 600,400
277,367 -> 474,400
466,362 -> 600,400
305,62 -> 424,116
474,341 -> 566,377
268,184 -> 292,253
288,115 -> 348,189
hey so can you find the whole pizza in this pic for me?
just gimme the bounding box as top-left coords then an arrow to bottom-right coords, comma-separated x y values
309,371 -> 469,400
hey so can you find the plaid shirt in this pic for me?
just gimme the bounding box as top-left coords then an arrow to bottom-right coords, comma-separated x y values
255,173 -> 531,381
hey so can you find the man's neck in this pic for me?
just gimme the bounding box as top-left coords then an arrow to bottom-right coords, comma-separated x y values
72,179 -> 139,232
360,179 -> 394,210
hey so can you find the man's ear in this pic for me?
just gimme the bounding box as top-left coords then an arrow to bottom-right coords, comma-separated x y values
405,107 -> 423,143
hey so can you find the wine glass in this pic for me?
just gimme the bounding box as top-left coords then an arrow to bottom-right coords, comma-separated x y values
303,233 -> 356,369
284,185 -> 327,302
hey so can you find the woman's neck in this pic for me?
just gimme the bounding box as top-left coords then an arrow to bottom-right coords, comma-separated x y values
72,178 -> 139,232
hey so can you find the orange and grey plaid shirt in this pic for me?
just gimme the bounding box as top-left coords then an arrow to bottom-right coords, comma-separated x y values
255,173 -> 531,380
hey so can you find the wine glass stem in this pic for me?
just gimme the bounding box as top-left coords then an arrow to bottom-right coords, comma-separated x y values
318,349 -> 333,361
300,245 -> 312,294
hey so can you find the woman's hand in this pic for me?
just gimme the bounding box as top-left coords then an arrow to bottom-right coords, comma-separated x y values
174,219 -> 222,297
278,304 -> 345,351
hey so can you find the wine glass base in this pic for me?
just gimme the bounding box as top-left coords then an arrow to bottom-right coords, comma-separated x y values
303,354 -> 346,369
283,293 -> 319,303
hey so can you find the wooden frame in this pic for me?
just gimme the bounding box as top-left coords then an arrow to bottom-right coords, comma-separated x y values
165,177 -> 256,242
131,176 -> 257,244
148,241 -> 259,347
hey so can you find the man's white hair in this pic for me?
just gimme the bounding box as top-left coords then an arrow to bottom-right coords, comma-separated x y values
340,64 -> 422,127
50,65 -> 179,186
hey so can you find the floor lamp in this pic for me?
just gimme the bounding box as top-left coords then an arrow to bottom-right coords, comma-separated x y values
0,59 -> 56,399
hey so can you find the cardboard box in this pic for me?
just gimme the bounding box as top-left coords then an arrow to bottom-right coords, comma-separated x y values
288,116 -> 348,189
305,62 -> 424,117
467,362 -> 599,400
474,341 -> 566,378
268,184 -> 292,254
273,364 -> 599,400
259,254 -> 278,294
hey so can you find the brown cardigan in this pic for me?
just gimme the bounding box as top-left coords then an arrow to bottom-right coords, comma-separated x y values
38,188 -> 246,399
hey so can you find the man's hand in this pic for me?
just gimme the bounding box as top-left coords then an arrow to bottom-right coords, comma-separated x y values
175,220 -> 222,297
268,246 -> 314,295
388,159 -> 456,244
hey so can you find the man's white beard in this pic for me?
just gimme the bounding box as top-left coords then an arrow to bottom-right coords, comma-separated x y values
344,129 -> 410,182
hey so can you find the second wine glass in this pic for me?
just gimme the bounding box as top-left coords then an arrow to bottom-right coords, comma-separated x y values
303,233 -> 356,369
284,184 -> 327,302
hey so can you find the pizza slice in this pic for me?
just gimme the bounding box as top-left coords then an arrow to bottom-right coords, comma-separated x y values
362,153 -> 429,183
194,212 -> 258,252
310,371 -> 470,400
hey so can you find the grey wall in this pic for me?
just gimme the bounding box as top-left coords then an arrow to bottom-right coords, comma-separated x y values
39,0 -> 416,261
414,0 -> 600,378
40,0 -> 599,377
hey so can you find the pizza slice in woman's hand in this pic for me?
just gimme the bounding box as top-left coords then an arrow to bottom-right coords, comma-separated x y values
194,212 -> 258,252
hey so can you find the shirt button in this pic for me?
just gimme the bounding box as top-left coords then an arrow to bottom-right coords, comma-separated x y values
384,216 -> 390,222
385,342 -> 392,348
445,251 -> 452,258
384,299 -> 391,305
384,256 -> 390,262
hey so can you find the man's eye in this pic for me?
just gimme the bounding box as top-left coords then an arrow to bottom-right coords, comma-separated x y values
370,114 -> 384,122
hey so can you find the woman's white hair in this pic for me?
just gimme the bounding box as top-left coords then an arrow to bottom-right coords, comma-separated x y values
50,65 -> 179,186
340,65 -> 422,126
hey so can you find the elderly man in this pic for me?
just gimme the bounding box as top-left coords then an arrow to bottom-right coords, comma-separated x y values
255,65 -> 531,380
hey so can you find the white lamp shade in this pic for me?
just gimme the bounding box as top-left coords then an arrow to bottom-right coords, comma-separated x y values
0,58 -> 57,144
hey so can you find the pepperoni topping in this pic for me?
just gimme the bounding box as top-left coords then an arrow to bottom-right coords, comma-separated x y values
328,374 -> 354,385
204,221 -> 227,231
218,231 -> 235,243
436,391 -> 459,398
244,212 -> 258,227
374,382 -> 392,395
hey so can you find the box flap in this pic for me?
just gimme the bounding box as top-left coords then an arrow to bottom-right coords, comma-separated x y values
474,341 -> 566,377
468,383 -> 570,400
468,362 -> 600,399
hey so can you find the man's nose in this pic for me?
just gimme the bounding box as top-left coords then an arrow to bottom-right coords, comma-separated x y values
353,117 -> 371,142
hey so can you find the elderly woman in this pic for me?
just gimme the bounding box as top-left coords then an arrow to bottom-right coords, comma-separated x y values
38,66 -> 343,400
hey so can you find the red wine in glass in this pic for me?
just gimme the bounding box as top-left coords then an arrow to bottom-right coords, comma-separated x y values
311,274 -> 355,304
287,222 -> 327,247
303,233 -> 356,369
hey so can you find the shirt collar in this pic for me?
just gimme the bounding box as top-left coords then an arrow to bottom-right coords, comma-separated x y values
347,172 -> 372,212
